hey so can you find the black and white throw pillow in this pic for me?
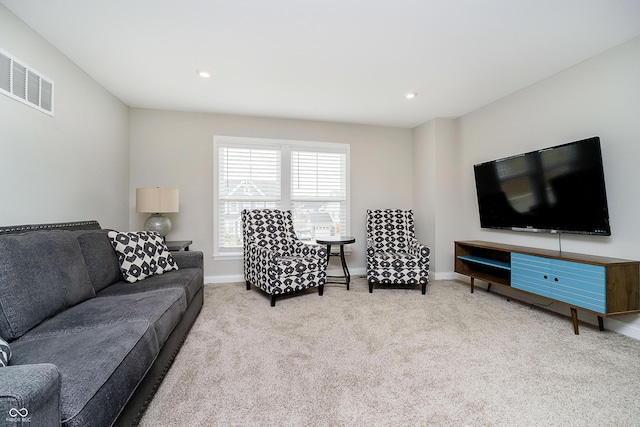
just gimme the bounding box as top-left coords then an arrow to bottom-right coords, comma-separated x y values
107,231 -> 178,283
0,337 -> 10,367
148,232 -> 178,275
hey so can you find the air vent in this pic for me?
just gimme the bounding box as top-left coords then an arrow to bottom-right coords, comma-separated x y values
0,48 -> 54,116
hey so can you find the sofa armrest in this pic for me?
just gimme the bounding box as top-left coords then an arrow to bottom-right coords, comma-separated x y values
171,251 -> 203,270
0,363 -> 61,426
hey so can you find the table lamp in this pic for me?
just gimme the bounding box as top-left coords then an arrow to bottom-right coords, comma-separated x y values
136,188 -> 179,237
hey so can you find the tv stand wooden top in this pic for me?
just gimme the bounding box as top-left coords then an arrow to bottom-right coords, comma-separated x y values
455,240 -> 639,266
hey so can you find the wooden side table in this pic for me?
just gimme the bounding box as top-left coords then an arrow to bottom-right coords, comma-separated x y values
165,240 -> 192,251
315,236 -> 356,290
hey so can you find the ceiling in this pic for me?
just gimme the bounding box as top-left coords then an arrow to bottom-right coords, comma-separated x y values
3,1 -> 640,128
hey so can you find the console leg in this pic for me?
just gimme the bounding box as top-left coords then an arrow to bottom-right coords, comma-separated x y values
470,277 -> 474,293
486,283 -> 492,293
598,316 -> 604,331
570,308 -> 579,335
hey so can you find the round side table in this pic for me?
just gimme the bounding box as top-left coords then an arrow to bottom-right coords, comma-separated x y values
315,236 -> 356,290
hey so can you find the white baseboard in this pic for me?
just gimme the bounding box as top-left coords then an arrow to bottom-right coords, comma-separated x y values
347,266 -> 366,276
205,274 -> 243,284
605,317 -> 640,340
433,271 -> 459,280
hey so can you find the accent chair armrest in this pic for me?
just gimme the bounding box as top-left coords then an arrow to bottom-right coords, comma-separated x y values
252,244 -> 280,262
290,241 -> 328,262
408,240 -> 431,264
366,237 -> 376,256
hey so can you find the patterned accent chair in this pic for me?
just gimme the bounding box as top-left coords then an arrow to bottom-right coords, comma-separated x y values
366,209 -> 430,294
242,209 -> 329,306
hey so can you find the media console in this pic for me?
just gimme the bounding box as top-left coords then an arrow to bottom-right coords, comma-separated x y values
454,240 -> 640,334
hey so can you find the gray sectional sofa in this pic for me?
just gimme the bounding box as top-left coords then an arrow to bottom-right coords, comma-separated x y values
0,220 -> 204,427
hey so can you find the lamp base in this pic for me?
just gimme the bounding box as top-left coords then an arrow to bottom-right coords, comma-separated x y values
144,214 -> 172,237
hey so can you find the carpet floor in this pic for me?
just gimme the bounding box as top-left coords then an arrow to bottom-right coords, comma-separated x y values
138,278 -> 640,426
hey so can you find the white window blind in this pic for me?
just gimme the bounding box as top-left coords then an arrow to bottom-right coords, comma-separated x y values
217,144 -> 281,253
291,149 -> 347,238
214,136 -> 349,258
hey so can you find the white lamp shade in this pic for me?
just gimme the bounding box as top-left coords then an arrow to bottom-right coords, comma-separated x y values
136,188 -> 179,213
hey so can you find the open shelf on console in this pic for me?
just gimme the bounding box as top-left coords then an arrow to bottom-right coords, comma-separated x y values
456,255 -> 510,271
454,241 -> 511,286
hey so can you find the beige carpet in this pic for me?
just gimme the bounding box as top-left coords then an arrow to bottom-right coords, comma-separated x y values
139,278 -> 640,426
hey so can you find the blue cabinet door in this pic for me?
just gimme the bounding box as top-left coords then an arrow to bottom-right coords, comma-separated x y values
511,252 -> 606,313
550,258 -> 606,312
511,253 -> 554,298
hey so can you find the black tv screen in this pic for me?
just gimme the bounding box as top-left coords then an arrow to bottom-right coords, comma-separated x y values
473,136 -> 611,235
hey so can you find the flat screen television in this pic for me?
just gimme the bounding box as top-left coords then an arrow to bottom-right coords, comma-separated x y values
473,136 -> 611,236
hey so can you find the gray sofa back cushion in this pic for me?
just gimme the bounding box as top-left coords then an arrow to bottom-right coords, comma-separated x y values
0,230 -> 95,340
74,229 -> 122,292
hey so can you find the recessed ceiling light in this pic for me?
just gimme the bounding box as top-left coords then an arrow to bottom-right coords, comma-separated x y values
197,70 -> 211,78
404,92 -> 417,99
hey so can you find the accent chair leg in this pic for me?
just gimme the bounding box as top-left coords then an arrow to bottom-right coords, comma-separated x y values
318,285 -> 324,296
368,280 -> 373,293
270,295 -> 277,307
421,283 -> 427,295
246,280 -> 251,290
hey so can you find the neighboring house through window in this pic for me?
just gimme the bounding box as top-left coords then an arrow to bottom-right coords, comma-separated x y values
214,136 -> 349,258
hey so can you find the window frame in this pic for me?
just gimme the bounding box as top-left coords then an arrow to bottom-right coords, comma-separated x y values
213,135 -> 350,260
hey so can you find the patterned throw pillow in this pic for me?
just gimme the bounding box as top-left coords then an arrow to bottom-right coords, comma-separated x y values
107,231 -> 178,283
151,233 -> 179,274
0,337 -> 10,367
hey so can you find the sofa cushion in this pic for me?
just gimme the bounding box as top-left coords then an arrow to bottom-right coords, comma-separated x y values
97,267 -> 203,305
0,230 -> 95,340
0,337 -> 9,367
21,288 -> 187,348
74,229 -> 122,292
108,231 -> 178,283
11,321 -> 158,427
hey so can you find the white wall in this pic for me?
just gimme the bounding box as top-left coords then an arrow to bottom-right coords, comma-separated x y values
0,5 -> 130,228
412,120 -> 437,269
413,118 -> 460,276
441,36 -> 640,334
129,109 -> 413,281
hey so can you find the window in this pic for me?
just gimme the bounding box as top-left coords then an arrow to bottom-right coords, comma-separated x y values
214,136 -> 349,258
